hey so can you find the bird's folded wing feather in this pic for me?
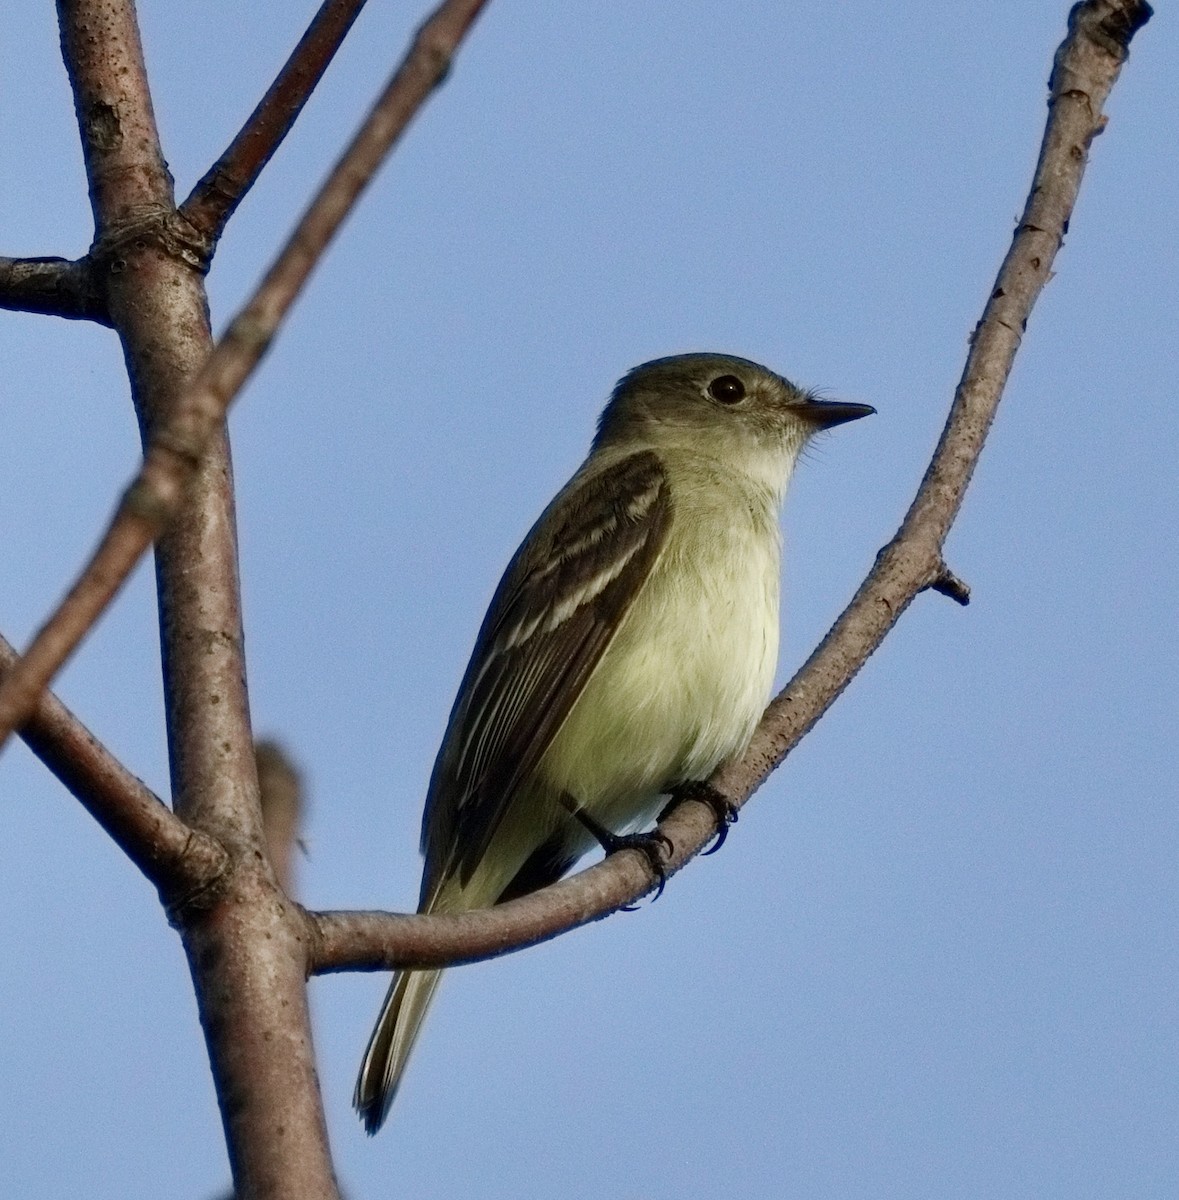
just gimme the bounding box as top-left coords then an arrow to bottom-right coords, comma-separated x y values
421,449 -> 671,891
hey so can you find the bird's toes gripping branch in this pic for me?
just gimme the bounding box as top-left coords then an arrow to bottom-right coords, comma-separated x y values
660,781 -> 739,856
562,797 -> 674,904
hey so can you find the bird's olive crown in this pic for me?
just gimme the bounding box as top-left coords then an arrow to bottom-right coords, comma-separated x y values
593,353 -> 811,450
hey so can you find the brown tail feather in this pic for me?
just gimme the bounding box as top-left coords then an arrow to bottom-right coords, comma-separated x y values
353,968 -> 442,1134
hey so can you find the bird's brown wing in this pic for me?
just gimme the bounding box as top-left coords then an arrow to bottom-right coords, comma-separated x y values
420,449 -> 671,893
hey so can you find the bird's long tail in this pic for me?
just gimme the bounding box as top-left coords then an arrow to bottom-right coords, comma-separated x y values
353,967 -> 443,1134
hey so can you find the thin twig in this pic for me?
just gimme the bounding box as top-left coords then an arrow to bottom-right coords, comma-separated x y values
308,0 -> 1152,977
1,633 -> 227,896
0,255 -> 108,323
927,563 -> 972,606
0,0 -> 492,755
180,0 -> 371,251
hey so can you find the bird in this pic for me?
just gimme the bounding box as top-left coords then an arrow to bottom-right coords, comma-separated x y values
354,352 -> 873,1131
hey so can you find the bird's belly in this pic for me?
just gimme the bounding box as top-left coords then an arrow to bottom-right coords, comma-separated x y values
539,531 -> 779,831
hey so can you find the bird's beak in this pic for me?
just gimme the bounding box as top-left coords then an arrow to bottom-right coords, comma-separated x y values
799,397 -> 876,428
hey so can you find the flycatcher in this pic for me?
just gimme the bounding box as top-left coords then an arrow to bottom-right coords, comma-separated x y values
355,352 -> 873,1131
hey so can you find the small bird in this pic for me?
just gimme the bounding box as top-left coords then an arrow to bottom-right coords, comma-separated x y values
354,353 -> 873,1131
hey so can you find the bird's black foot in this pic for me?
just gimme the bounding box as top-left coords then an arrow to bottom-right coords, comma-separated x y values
562,798 -> 672,903
659,781 -> 739,855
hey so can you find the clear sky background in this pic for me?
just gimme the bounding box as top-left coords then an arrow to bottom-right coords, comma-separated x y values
1,3 -> 1175,1198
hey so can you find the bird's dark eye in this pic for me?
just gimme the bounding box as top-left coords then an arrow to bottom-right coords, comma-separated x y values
707,374 -> 746,404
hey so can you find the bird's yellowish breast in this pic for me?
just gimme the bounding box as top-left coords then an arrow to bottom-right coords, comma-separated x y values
540,463 -> 781,830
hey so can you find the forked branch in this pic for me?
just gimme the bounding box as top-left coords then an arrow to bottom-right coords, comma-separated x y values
0,634 -> 226,897
181,0 -> 372,251
0,0 -> 492,754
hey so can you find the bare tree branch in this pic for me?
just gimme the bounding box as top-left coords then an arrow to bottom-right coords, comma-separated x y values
180,0 -> 371,252
926,562 -> 972,606
310,797 -> 715,973
0,255 -> 108,323
0,0 -> 493,756
307,0 -> 1152,978
53,1 -> 340,1196
1,633 -> 228,895
711,0 -> 1153,801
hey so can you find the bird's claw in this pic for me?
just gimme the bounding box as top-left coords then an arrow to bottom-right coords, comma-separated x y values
661,782 -> 739,855
701,799 -> 739,855
600,829 -> 672,904
564,797 -> 673,906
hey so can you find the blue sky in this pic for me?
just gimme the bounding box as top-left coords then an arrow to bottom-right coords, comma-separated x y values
1,3 -> 1175,1197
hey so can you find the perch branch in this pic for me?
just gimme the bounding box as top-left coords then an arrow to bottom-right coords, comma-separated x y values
308,0 -> 1152,976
